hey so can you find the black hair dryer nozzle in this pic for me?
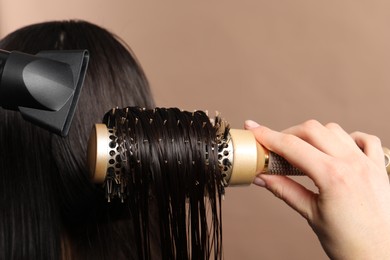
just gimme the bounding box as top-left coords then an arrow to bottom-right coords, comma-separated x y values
0,49 -> 89,136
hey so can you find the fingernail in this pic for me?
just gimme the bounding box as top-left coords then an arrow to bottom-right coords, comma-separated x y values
253,176 -> 266,187
244,120 -> 260,129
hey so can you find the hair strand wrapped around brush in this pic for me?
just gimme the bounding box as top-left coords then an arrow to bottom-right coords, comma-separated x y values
101,106 -> 224,259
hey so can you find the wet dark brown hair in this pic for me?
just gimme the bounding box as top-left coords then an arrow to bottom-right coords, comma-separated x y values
102,107 -> 224,259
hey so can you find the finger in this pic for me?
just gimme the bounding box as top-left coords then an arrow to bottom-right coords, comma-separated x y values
282,120 -> 354,157
249,124 -> 331,186
255,174 -> 317,221
350,131 -> 385,168
244,120 -> 260,130
325,122 -> 355,145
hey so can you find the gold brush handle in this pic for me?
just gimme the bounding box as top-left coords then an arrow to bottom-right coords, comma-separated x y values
227,129 -> 390,186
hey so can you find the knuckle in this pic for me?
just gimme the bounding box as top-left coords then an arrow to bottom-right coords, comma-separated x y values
325,122 -> 341,130
352,131 -> 382,146
280,134 -> 300,150
323,159 -> 349,183
301,119 -> 322,131
272,184 -> 284,200
367,134 -> 382,146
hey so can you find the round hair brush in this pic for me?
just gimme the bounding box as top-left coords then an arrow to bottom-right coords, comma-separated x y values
87,107 -> 390,202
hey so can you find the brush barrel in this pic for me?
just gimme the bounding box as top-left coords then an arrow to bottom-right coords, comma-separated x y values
88,124 -> 390,186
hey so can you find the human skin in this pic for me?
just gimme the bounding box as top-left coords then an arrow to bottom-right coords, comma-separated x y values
244,119 -> 390,260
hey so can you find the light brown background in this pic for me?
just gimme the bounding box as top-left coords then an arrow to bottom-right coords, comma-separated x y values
2,1 -> 390,259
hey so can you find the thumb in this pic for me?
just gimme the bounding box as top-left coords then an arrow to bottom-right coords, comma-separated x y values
256,174 -> 316,221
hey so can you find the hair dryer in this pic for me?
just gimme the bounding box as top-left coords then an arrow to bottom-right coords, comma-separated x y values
0,49 -> 89,136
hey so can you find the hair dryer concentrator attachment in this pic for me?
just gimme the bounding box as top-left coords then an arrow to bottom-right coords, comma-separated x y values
87,107 -> 390,201
0,49 -> 89,136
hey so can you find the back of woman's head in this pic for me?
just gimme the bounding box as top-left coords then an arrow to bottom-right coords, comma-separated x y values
0,20 -> 155,259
